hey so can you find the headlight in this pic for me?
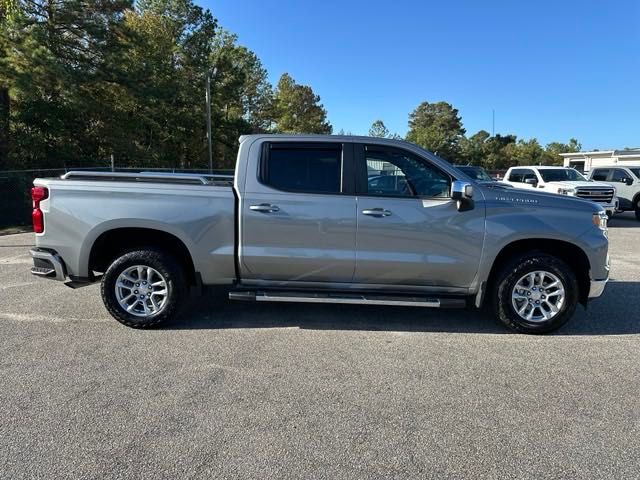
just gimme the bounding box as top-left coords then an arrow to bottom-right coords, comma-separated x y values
592,211 -> 608,231
558,187 -> 576,195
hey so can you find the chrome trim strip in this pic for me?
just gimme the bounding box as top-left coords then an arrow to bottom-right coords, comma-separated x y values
239,279 -> 469,295
255,293 -> 441,308
61,171 -> 211,185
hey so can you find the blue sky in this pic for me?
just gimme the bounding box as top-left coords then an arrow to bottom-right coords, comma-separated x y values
205,0 -> 639,150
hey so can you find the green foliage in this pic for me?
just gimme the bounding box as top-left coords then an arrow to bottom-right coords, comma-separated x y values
1,0 -> 135,168
209,29 -> 273,167
0,1 -> 585,173
0,0 -> 321,170
368,119 -> 389,138
405,101 -> 583,169
406,101 -> 465,162
541,138 -> 581,165
272,73 -> 331,135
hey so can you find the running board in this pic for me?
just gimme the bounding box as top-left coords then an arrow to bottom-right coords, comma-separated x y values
229,291 -> 466,308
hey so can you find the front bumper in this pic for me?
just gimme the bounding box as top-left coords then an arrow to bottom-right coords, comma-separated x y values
30,248 -> 67,281
600,201 -> 617,214
588,279 -> 608,298
588,253 -> 609,299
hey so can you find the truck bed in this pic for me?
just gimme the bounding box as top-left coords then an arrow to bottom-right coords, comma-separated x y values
33,171 -> 237,284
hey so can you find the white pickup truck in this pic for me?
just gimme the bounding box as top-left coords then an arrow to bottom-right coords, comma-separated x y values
502,166 -> 617,216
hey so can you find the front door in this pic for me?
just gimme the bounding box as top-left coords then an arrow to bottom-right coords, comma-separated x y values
610,168 -> 635,209
353,144 -> 485,288
240,142 -> 357,283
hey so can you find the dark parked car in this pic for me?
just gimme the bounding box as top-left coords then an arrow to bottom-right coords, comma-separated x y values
454,165 -> 495,182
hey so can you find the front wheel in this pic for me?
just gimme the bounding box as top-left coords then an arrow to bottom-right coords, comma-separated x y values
101,248 -> 186,328
492,253 -> 578,334
635,198 -> 640,221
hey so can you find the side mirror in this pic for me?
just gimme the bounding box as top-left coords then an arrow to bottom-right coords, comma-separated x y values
524,178 -> 538,187
625,177 -> 633,186
452,180 -> 474,211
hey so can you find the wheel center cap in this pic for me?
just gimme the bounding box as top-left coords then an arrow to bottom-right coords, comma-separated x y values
531,291 -> 542,301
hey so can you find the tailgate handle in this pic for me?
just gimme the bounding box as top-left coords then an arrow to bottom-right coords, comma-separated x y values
250,203 -> 280,213
362,208 -> 392,217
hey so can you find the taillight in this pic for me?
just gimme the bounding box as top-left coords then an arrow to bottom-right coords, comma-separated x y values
31,186 -> 48,233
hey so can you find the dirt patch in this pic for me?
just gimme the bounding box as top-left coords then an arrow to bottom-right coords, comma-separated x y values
0,226 -> 32,236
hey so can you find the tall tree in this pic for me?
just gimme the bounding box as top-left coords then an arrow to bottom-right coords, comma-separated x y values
272,73 -> 331,134
542,138 -> 581,165
209,29 -> 272,167
406,101 -> 465,161
0,0 -> 134,168
121,0 -> 218,168
514,138 -> 544,166
483,134 -> 518,169
369,119 -> 389,138
459,130 -> 490,166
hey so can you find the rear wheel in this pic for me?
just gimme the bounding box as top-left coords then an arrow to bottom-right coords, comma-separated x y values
101,248 -> 186,328
492,253 -> 578,334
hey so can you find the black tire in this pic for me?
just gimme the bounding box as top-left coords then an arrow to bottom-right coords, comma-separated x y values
492,253 -> 578,334
101,248 -> 186,328
635,198 -> 640,221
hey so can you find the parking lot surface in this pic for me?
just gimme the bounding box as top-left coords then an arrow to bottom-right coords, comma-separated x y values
1,215 -> 639,479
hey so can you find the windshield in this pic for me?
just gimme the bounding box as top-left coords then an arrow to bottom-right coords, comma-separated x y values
538,168 -> 586,182
457,166 -> 493,181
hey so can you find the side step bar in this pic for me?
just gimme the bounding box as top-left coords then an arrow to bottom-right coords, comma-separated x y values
229,291 -> 466,308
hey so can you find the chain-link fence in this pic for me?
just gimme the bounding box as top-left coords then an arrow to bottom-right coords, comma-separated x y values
0,167 -> 234,229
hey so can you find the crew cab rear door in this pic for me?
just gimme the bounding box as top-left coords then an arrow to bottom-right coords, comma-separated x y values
352,144 -> 484,288
239,141 -> 357,282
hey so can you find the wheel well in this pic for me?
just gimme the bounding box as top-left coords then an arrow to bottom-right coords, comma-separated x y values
89,228 -> 196,284
486,239 -> 591,306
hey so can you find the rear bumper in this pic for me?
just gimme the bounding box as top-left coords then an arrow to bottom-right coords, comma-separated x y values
30,248 -> 67,281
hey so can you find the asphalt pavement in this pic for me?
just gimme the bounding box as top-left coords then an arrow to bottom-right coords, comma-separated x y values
0,215 -> 639,479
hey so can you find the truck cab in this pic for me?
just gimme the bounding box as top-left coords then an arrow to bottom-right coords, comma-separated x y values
588,166 -> 640,220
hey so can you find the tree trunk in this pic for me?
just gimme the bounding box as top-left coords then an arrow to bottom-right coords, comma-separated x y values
0,87 -> 9,170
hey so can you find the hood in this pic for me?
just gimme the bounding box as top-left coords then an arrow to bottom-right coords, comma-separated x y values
477,182 -> 606,212
544,180 -> 613,189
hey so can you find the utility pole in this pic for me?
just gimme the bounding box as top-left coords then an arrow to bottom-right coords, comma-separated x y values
205,67 -> 217,174
492,109 -> 495,137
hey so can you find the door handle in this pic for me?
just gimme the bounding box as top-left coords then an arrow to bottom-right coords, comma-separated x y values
362,208 -> 392,217
250,203 -> 280,213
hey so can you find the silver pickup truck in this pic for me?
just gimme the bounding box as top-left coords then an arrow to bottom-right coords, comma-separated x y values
30,135 -> 610,333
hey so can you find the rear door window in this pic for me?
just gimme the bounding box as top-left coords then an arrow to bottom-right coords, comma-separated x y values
262,144 -> 343,194
591,169 -> 610,181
